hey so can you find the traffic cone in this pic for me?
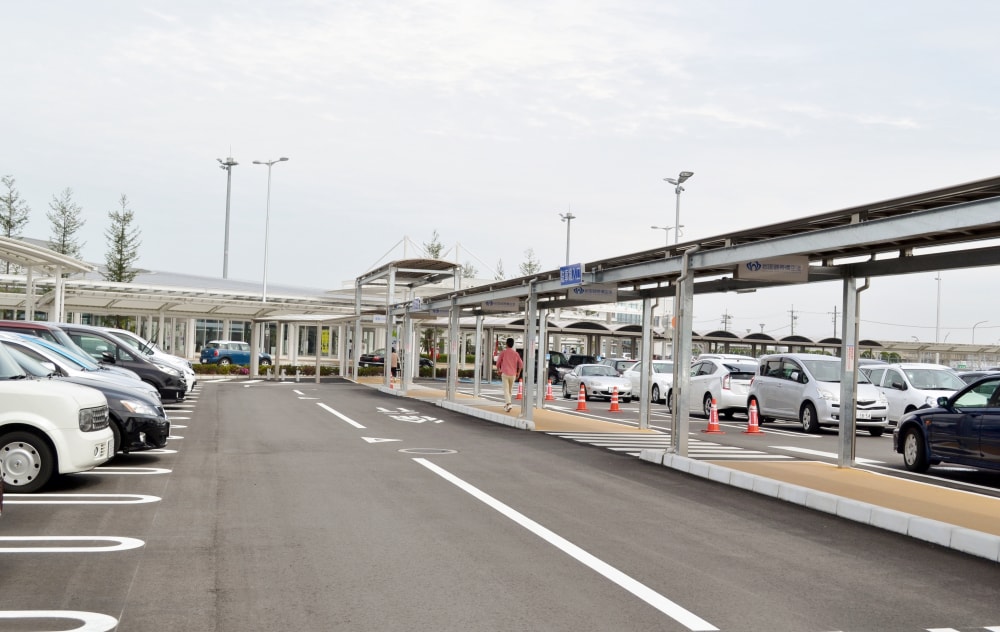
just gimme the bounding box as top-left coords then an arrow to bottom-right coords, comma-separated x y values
576,383 -> 588,411
515,378 -> 523,400
609,386 -> 621,412
545,379 -> 555,401
702,397 -> 725,434
744,401 -> 763,434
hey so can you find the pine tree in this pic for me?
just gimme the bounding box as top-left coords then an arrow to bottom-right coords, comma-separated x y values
0,175 -> 31,274
47,188 -> 85,258
423,230 -> 443,259
103,194 -> 141,283
461,261 -> 477,278
519,248 -> 541,276
494,259 -> 505,280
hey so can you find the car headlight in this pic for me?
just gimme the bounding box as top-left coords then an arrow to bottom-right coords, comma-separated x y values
817,388 -> 837,401
877,391 -> 888,404
155,363 -> 181,376
924,395 -> 937,407
79,405 -> 110,431
119,399 -> 160,417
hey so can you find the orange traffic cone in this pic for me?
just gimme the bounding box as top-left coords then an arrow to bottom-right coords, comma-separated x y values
609,386 -> 621,412
515,378 -> 523,400
744,401 -> 763,434
545,379 -> 555,401
576,383 -> 588,411
702,397 -> 725,434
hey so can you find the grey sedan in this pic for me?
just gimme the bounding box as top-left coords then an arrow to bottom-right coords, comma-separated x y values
562,364 -> 633,402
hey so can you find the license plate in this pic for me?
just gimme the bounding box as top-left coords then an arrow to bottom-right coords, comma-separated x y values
857,411 -> 872,420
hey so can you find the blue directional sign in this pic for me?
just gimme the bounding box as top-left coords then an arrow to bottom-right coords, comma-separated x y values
560,263 -> 583,286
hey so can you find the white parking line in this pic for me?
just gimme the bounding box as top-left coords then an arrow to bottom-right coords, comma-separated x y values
317,403 -> 366,428
772,446 -> 885,464
0,536 -> 144,553
4,493 -> 160,505
414,458 -> 718,631
80,467 -> 172,475
0,611 -> 117,631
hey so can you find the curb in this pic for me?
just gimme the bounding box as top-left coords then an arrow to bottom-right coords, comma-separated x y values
638,449 -> 1000,563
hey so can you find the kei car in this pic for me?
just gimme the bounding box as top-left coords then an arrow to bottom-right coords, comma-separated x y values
562,364 -> 633,402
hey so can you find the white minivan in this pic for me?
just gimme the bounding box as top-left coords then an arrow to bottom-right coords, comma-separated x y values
861,362 -> 966,425
747,353 -> 889,436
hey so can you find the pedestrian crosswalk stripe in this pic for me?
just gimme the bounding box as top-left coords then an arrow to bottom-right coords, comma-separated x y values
547,432 -> 793,462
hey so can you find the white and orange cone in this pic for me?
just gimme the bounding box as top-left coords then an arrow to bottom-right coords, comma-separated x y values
609,386 -> 621,412
576,383 -> 588,411
702,397 -> 725,434
744,401 -> 763,434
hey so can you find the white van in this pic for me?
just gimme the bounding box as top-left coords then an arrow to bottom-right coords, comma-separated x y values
747,353 -> 889,436
861,363 -> 966,424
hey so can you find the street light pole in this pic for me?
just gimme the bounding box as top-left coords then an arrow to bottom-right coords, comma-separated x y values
217,156 -> 238,279
651,225 -> 684,254
973,320 -> 987,344
663,171 -> 694,245
251,157 -> 289,303
559,212 -> 576,265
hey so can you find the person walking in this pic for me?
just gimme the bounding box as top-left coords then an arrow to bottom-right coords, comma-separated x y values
496,337 -> 524,412
390,347 -> 399,379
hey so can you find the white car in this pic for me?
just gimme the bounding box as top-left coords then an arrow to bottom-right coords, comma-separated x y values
862,363 -> 966,424
562,364 -> 633,402
622,360 -> 674,404
688,357 -> 758,419
0,341 -> 114,492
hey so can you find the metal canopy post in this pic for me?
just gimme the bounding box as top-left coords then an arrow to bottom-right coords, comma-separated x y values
671,249 -> 698,455
638,297 -> 654,430
385,268 -> 396,389
838,276 -> 861,467
536,308 -> 548,409
402,310 -> 413,393
473,314 -> 484,398
446,298 -> 459,401
522,283 -> 537,424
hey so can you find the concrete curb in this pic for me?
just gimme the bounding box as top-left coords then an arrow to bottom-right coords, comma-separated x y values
638,449 -> 1000,563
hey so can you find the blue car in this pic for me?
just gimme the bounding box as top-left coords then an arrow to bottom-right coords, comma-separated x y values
200,340 -> 273,367
893,375 -> 1000,473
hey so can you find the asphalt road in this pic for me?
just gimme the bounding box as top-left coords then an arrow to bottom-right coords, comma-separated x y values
1,380 -> 999,631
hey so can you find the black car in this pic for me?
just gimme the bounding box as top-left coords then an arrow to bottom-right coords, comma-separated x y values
359,348 -> 386,367
57,323 -> 188,401
6,341 -> 170,454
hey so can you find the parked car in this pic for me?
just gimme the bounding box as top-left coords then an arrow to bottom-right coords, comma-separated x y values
0,333 -> 161,402
0,320 -> 142,382
747,353 -> 889,435
562,364 -> 633,402
688,357 -> 757,418
101,327 -> 196,393
513,349 -> 571,384
861,363 -> 966,425
58,324 -> 188,401
6,341 -> 169,454
0,340 -> 114,493
622,360 -> 674,404
599,357 -> 637,375
359,348 -> 386,367
566,354 -> 597,368
957,370 -> 1000,384
894,374 -> 1000,473
200,340 -> 273,367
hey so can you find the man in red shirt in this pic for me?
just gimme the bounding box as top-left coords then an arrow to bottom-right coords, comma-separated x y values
495,337 -> 524,412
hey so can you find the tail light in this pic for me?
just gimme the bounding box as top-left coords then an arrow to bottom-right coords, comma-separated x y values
722,374 -> 731,390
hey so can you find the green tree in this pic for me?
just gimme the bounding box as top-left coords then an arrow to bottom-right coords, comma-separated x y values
461,261 -> 477,278
47,187 -> 85,258
0,175 -> 31,274
423,229 -> 443,259
103,194 -> 141,283
519,248 -> 541,276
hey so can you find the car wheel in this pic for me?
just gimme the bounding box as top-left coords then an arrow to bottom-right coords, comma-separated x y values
800,403 -> 820,433
583,386 -> 590,401
868,427 -> 884,437
902,427 -> 930,472
651,384 -> 661,404
218,357 -> 231,366
703,394 -> 714,419
666,389 -> 673,413
563,382 -> 571,398
259,358 -> 272,367
0,430 -> 55,493
110,419 -> 123,455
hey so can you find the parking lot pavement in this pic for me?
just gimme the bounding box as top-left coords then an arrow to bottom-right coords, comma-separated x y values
363,377 -> 1000,563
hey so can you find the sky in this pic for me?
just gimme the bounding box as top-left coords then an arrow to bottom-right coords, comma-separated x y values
3,1 -> 1000,344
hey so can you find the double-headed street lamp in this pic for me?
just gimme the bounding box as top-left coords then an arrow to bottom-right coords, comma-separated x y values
217,156 -> 238,279
251,157 -> 289,303
559,211 -> 576,265
663,171 -> 694,245
650,225 -> 683,251
973,320 -> 988,344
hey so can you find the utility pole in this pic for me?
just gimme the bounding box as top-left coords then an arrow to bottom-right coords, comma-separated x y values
721,311 -> 733,331
789,305 -> 798,335
831,305 -> 839,337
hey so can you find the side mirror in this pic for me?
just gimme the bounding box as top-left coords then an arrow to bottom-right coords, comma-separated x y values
890,380 -> 906,390
101,352 -> 117,364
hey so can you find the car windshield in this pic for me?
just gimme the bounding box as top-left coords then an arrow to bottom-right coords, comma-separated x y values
114,330 -> 156,355
724,362 -> 758,379
905,368 -> 966,390
581,365 -> 618,377
24,336 -> 102,371
799,359 -> 873,383
5,344 -> 54,377
0,342 -> 29,379
651,361 -> 673,373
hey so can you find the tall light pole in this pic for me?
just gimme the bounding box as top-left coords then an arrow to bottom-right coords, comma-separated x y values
973,320 -> 988,344
559,212 -> 576,265
663,171 -> 694,245
252,157 -> 289,303
651,225 -> 684,252
217,156 -> 238,279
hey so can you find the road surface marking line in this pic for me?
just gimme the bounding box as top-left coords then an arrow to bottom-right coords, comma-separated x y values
772,446 -> 884,464
0,611 -> 117,631
414,458 -> 718,631
318,403 -> 366,428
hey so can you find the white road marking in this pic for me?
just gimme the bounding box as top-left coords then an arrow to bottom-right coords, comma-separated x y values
317,403 -> 366,428
362,437 -> 402,443
80,467 -> 172,475
4,493 -> 160,505
773,446 -> 885,464
414,458 -> 718,631
0,536 -> 144,553
0,611 -> 117,631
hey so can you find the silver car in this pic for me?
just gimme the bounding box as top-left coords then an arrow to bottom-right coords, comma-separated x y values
562,364 -> 633,402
